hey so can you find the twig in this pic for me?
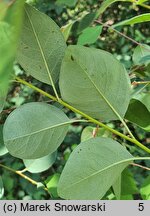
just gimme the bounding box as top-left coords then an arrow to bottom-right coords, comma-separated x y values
95,20 -> 142,46
0,163 -> 49,192
130,162 -> 150,171
15,77 -> 150,154
132,81 -> 150,85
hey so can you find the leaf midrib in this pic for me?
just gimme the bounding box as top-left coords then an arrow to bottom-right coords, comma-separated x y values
6,120 -> 71,141
76,58 -> 125,121
60,157 -> 134,193
25,8 -> 55,86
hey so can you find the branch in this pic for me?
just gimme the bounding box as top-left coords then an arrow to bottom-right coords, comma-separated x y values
0,163 -> 49,192
130,162 -> 150,171
95,20 -> 150,50
15,77 -> 150,154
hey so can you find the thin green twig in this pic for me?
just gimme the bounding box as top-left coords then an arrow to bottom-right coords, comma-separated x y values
0,163 -> 49,192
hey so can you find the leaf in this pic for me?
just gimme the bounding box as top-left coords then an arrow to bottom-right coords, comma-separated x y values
136,0 -> 149,4
61,22 -> 74,41
140,175 -> 150,200
56,0 -> 77,7
112,175 -> 121,200
0,22 -> 13,112
77,26 -> 102,45
0,125 -> 8,156
45,173 -> 60,198
3,102 -> 70,159
17,3 -> 66,86
121,194 -> 133,200
140,55 -> 150,65
59,45 -> 131,121
81,126 -> 111,142
77,12 -> 97,33
0,176 -> 4,199
135,93 -> 150,112
57,137 -> 133,200
23,151 -> 57,173
133,45 -> 150,65
0,2 -> 7,21
113,13 -> 150,28
96,0 -> 130,18
121,169 -> 138,195
125,99 -> 150,131
0,1 -> 25,113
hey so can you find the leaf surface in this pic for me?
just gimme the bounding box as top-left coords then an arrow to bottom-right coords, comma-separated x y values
77,26 -> 102,45
0,0 -> 25,112
133,44 -> 150,65
125,98 -> 150,131
17,4 -> 66,86
113,13 -> 150,27
58,137 -> 133,199
59,45 -> 130,121
0,177 -> 4,199
3,102 -> 70,159
0,125 -> 8,156
23,151 -> 57,173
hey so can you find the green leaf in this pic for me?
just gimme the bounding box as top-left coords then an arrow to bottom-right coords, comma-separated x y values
121,169 -> 138,195
140,175 -> 150,200
56,0 -> 77,7
0,176 -> 4,199
61,22 -> 74,41
112,176 -> 121,200
113,13 -> 150,28
140,55 -> 150,65
45,173 -> 60,198
135,93 -> 150,112
77,26 -> 102,45
96,0 -> 130,17
81,126 -> 111,142
136,0 -> 149,4
17,3 -> 66,86
121,194 -> 133,200
133,45 -> 150,65
77,12 -> 97,33
23,151 -> 57,173
0,2 -> 7,21
0,22 -> 13,112
0,0 -> 25,113
125,99 -> 150,131
0,125 -> 8,156
58,137 -> 133,200
59,45 -> 130,121
3,102 -> 70,159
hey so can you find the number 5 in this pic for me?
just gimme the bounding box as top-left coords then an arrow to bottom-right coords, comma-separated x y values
138,203 -> 144,211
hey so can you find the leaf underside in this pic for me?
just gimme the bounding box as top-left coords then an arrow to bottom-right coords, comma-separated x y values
58,137 -> 133,200
59,45 -> 131,121
3,102 -> 70,159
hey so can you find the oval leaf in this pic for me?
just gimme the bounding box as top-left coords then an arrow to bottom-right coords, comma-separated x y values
17,4 -> 66,86
0,125 -> 8,156
23,151 -> 57,173
3,102 -> 70,159
59,45 -> 130,121
58,137 -> 133,200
